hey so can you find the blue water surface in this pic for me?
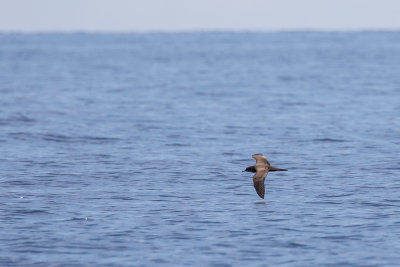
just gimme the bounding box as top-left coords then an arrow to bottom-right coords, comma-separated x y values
0,32 -> 400,266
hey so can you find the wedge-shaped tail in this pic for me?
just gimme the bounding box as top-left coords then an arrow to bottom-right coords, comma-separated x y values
269,166 -> 288,171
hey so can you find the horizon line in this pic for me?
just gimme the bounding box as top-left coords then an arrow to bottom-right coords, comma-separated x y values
1,28 -> 400,35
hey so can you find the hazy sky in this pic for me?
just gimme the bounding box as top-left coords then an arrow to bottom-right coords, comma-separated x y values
1,0 -> 399,32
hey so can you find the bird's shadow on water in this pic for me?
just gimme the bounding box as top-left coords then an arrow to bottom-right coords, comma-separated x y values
255,201 -> 267,205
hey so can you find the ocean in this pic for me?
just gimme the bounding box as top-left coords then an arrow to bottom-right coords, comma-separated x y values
1,32 -> 399,266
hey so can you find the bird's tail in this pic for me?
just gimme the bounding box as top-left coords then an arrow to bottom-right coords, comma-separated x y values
269,166 -> 288,171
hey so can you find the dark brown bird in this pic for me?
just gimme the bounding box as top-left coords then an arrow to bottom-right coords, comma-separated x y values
243,154 -> 288,199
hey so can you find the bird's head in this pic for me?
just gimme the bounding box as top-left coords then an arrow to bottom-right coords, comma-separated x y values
242,166 -> 256,173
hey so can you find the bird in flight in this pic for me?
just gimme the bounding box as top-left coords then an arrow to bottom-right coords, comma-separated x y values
243,154 -> 288,199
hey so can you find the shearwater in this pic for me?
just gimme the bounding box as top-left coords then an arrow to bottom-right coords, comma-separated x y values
243,154 -> 288,199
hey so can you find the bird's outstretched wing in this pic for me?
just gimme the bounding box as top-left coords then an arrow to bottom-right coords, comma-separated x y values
252,154 -> 270,166
253,168 -> 269,199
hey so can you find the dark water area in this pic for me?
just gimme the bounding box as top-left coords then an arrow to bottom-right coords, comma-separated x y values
0,32 -> 399,266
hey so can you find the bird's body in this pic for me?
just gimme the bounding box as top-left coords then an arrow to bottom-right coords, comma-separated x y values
243,154 -> 287,199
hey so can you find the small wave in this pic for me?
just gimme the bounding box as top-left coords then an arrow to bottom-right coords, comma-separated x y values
384,199 -> 400,203
313,138 -> 349,142
4,180 -> 35,186
66,217 -> 91,222
284,242 -> 309,248
11,114 -> 35,122
7,132 -> 120,144
305,201 -> 341,205
214,243 -> 235,248
0,113 -> 35,125
12,209 -> 50,215
358,201 -> 397,207
282,101 -> 307,106
317,193 -> 354,198
109,196 -> 136,201
319,234 -> 362,241
41,133 -> 71,142
221,152 -> 235,156
165,143 -> 191,147
8,132 -> 34,140
81,135 -> 120,142
278,75 -> 297,81
42,134 -> 120,144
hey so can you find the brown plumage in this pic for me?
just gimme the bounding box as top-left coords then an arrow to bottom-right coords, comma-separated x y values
243,154 -> 288,199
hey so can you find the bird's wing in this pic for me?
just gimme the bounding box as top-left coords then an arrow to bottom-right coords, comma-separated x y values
252,154 -> 270,166
253,168 -> 269,199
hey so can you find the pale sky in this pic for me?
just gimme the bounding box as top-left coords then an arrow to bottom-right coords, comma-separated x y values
1,0 -> 399,32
